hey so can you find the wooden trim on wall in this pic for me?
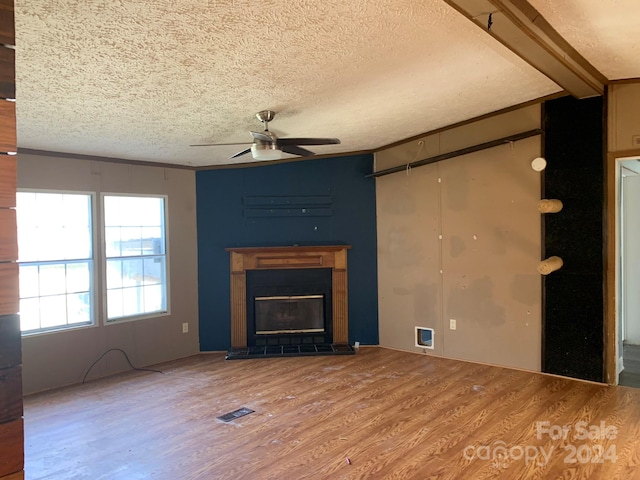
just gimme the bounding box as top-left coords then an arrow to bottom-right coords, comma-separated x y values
0,264 -> 18,316
0,6 -> 23,477
608,78 -> 640,86
0,208 -> 17,261
0,47 -> 15,100
16,148 -> 196,171
0,100 -> 16,153
0,155 -> 15,207
0,419 -> 23,478
604,150 -> 616,384
0,0 -> 15,46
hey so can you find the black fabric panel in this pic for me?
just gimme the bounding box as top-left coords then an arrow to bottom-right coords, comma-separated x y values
542,96 -> 604,382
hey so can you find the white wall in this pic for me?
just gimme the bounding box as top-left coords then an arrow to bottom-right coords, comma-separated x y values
18,153 -> 200,394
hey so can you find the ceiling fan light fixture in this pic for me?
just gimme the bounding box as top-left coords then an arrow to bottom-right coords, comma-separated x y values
251,142 -> 282,161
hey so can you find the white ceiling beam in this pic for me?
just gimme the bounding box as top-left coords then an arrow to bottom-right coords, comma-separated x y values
443,0 -> 607,98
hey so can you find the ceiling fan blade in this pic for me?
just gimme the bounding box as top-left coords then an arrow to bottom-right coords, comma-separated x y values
281,145 -> 316,157
278,137 -> 340,146
251,131 -> 275,143
190,142 -> 252,147
230,147 -> 252,158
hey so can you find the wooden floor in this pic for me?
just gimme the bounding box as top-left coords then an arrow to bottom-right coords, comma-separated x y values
24,347 -> 640,479
620,344 -> 640,388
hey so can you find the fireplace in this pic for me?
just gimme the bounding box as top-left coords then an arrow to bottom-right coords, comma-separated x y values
246,268 -> 332,346
225,245 -> 351,348
255,295 -> 324,335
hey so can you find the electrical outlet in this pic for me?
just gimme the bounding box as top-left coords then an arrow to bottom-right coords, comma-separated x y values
182,322 -> 189,334
449,319 -> 457,330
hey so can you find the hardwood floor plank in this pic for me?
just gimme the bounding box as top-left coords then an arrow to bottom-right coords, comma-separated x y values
23,348 -> 640,479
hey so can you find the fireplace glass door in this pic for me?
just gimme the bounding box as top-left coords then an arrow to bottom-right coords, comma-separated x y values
255,295 -> 324,335
246,267 -> 333,346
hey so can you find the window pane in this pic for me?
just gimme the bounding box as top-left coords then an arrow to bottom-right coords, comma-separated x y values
17,191 -> 94,334
122,286 -> 143,316
106,259 -> 123,289
143,284 -> 164,312
105,226 -> 121,257
17,226 -> 38,262
141,227 -> 163,254
122,258 -> 143,286
64,227 -> 92,260
19,298 -> 40,331
17,192 -> 92,262
36,193 -> 63,229
63,194 -> 90,227
107,288 -> 124,319
104,196 -> 121,227
39,264 -> 66,296
143,257 -> 163,285
19,265 -> 39,298
66,262 -> 90,293
39,295 -> 67,329
120,227 -> 142,256
67,292 -> 91,324
36,227 -> 66,261
104,195 -> 167,321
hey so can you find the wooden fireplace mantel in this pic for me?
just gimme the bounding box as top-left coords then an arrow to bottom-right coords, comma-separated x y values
226,245 -> 351,348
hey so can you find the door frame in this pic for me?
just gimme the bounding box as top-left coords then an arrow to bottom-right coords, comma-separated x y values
605,149 -> 640,384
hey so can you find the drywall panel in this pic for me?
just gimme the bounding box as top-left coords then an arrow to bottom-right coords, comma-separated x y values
623,174 -> 640,344
17,153 -> 199,394
375,104 -> 541,172
376,163 -> 442,354
440,136 -> 541,371
608,83 -> 640,153
376,103 -> 542,371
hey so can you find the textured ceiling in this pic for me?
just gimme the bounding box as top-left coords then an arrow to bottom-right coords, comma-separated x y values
529,0 -> 640,80
12,1 -> 626,167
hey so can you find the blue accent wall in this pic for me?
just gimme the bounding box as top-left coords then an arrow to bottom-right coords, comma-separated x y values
196,154 -> 378,351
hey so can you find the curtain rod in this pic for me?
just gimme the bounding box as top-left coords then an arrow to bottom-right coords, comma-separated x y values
367,129 -> 543,178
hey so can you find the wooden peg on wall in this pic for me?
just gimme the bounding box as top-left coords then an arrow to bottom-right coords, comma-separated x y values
537,256 -> 563,275
538,199 -> 563,213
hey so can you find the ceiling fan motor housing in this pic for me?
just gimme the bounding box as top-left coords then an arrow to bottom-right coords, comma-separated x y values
251,141 -> 281,161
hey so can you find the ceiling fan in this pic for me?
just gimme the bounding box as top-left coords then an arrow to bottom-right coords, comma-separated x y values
190,110 -> 341,161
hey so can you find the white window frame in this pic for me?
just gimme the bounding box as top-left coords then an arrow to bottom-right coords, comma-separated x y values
101,193 -> 170,325
17,189 -> 97,336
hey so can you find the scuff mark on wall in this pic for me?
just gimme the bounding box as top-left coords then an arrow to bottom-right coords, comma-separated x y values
492,226 -> 509,255
443,164 -> 469,211
387,227 -> 424,268
450,235 -> 466,257
392,282 -> 438,325
380,190 -> 416,214
447,276 -> 506,327
509,274 -> 539,305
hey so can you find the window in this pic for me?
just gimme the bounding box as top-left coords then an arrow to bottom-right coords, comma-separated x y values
17,192 -> 94,334
104,195 -> 168,321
